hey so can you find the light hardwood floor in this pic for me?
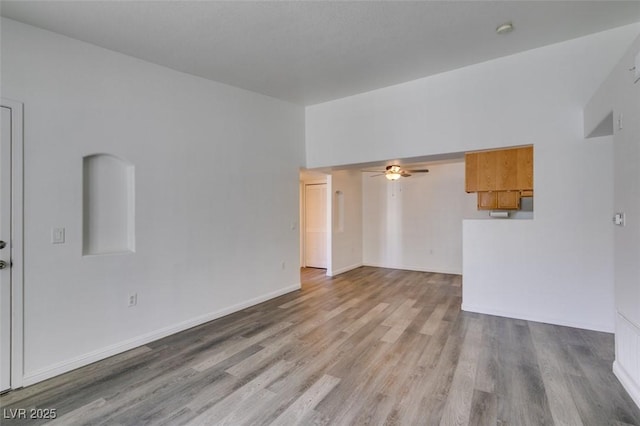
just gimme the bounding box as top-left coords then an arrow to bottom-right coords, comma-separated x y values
1,267 -> 639,425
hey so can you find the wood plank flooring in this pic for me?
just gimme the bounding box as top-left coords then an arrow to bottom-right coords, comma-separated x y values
1,266 -> 639,425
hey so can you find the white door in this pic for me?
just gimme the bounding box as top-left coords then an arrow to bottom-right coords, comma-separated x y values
0,106 -> 11,392
305,183 -> 327,269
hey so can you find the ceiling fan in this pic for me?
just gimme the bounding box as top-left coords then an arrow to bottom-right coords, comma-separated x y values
369,165 -> 430,181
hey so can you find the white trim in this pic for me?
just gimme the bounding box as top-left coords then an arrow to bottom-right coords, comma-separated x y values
461,303 -> 614,333
362,262 -> 461,276
301,179 -> 329,270
613,360 -> 640,410
299,181 -> 305,268
327,263 -> 362,277
22,283 -> 300,386
325,175 -> 332,275
1,99 -> 24,390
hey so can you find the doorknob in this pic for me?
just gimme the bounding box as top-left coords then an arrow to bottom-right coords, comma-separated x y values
0,260 -> 7,270
0,241 -> 5,249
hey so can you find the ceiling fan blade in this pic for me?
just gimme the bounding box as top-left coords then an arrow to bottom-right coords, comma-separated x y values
406,169 -> 429,173
400,172 -> 412,177
369,173 -> 385,177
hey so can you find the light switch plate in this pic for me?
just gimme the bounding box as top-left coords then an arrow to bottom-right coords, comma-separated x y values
52,227 -> 65,244
614,213 -> 625,227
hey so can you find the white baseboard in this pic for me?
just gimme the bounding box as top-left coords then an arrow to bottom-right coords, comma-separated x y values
613,360 -> 640,410
362,262 -> 461,276
327,263 -> 362,277
461,303 -> 614,333
22,283 -> 301,387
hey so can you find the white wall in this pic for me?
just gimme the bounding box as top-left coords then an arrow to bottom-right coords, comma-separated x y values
585,35 -> 640,408
307,23 -> 640,332
1,18 -> 305,385
328,170 -> 363,276
363,161 -> 482,275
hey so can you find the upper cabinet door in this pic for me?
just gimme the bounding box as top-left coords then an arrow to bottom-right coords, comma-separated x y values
477,191 -> 498,210
495,148 -> 518,191
516,147 -> 534,190
465,152 -> 479,193
477,151 -> 497,191
497,190 -> 520,209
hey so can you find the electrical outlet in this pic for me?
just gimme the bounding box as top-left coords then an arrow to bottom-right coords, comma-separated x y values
128,293 -> 137,307
51,227 -> 65,244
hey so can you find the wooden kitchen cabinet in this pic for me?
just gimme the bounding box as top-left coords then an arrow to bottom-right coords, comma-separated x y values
497,191 -> 520,209
477,191 -> 497,210
495,148 -> 518,190
477,151 -> 497,191
466,146 -> 532,192
465,152 -> 479,193
477,190 -> 520,210
516,146 -> 533,190
465,145 -> 533,211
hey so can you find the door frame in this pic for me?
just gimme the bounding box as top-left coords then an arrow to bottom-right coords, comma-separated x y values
1,98 -> 24,390
300,179 -> 329,270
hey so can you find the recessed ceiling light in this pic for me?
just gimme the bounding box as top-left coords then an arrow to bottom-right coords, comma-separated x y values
496,22 -> 514,35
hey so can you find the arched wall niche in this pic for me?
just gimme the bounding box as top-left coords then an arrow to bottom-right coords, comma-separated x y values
82,153 -> 135,256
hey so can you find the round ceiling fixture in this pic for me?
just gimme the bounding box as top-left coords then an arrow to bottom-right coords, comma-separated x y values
496,22 -> 514,35
384,165 -> 401,180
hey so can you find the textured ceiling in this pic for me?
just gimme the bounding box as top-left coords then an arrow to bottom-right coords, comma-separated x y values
2,1 -> 639,105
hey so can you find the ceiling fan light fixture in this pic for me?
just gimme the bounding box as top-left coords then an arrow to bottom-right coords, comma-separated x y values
385,172 -> 401,181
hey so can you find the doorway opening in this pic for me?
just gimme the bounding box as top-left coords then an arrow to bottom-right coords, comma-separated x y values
299,169 -> 329,273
